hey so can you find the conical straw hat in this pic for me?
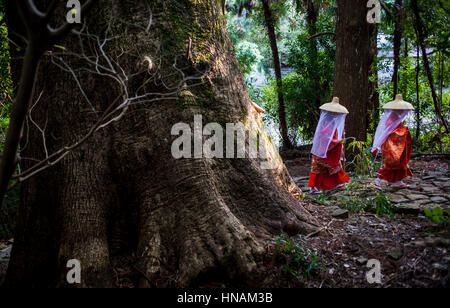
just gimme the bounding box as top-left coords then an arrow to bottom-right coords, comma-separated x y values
320,97 -> 349,114
383,94 -> 415,110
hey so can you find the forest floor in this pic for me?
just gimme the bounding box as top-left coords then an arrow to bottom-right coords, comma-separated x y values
0,157 -> 449,288
257,156 -> 449,288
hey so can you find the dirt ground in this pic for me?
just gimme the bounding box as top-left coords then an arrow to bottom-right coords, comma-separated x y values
260,156 -> 450,288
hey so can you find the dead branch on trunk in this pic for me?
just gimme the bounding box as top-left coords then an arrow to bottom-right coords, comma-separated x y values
306,32 -> 336,41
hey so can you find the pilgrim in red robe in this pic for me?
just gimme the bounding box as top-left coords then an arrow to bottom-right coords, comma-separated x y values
308,130 -> 350,190
377,123 -> 413,183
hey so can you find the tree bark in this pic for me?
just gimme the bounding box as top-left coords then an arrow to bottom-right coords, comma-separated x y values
333,0 -> 375,144
261,0 -> 293,150
5,0 -> 317,288
368,27 -> 379,135
411,0 -> 449,133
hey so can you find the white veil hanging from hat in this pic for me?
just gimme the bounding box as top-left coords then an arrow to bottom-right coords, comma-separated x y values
311,111 -> 347,159
371,109 -> 411,153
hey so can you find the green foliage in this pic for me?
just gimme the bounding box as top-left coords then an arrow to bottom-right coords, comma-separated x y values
370,192 -> 396,217
0,15 -> 19,235
376,0 -> 450,154
268,233 -> 324,281
226,0 -> 448,152
0,13 -> 12,151
226,1 -> 268,78
226,1 -> 336,144
260,73 -> 321,142
260,5 -> 336,142
346,139 -> 382,177
306,177 -> 396,218
234,41 -> 261,76
339,190 -> 395,218
338,177 -> 396,217
424,207 -> 450,227
378,51 -> 450,153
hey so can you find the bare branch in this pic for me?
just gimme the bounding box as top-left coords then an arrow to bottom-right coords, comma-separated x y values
306,32 -> 336,41
145,5 -> 153,33
23,0 -> 46,18
379,0 -> 392,16
43,0 -> 60,23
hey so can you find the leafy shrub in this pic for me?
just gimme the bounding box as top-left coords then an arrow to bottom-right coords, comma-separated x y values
306,177 -> 396,218
424,207 -> 450,227
346,139 -> 383,177
268,233 -> 324,281
368,192 -> 396,218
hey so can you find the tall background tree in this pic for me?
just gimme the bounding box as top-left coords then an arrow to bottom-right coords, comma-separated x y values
410,0 -> 449,134
261,0 -> 293,149
333,0 -> 376,144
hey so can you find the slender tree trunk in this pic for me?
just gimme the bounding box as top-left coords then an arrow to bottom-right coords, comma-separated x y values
392,0 -> 403,98
439,52 -> 444,106
438,52 -> 444,152
333,0 -> 375,144
261,0 -> 293,149
411,0 -> 449,133
400,38 -> 409,96
404,38 -> 408,58
5,0 -> 317,288
0,46 -> 41,204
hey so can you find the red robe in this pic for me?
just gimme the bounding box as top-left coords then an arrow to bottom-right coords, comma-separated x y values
377,123 -> 413,183
308,131 -> 350,190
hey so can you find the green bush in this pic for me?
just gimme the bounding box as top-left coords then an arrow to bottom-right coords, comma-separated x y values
346,139 -> 383,177
268,233 -> 324,281
0,13 -> 13,151
424,207 -> 450,228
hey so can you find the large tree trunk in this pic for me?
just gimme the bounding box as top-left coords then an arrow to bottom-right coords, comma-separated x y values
261,0 -> 293,150
4,0 -> 317,288
333,0 -> 375,143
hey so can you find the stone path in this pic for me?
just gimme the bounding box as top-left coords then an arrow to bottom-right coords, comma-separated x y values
293,170 -> 450,214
